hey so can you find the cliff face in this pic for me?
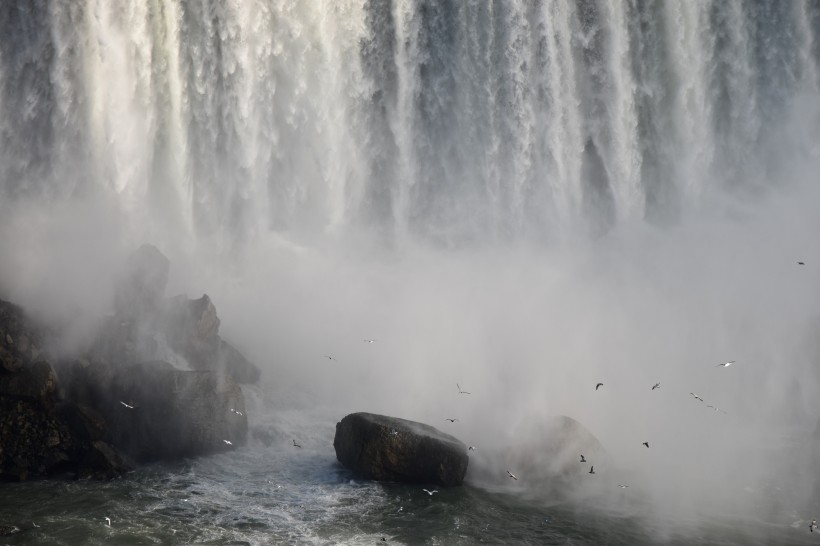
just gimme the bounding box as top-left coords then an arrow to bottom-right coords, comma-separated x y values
0,298 -> 124,480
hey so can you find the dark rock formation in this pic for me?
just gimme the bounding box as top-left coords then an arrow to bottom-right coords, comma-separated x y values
114,243 -> 170,319
334,412 -> 468,486
0,299 -> 128,480
162,294 -> 260,384
0,244 -> 255,480
109,245 -> 261,385
61,359 -> 247,462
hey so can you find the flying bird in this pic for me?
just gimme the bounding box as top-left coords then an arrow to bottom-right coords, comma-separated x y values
506,470 -> 518,480
617,484 -> 629,488
104,517 -> 111,527
798,262 -> 805,266
642,442 -> 649,448
690,392 -> 704,402
651,383 -> 660,390
389,429 -> 399,437
223,440 -> 233,446
580,454 -> 586,463
323,355 -> 336,360
468,446 -> 476,451
457,383 -> 471,394
119,401 -> 134,409
229,408 -> 244,416
589,466 -> 595,474
716,360 -> 736,368
292,440 -> 301,448
445,418 -> 458,423
595,383 -> 603,390
363,339 -> 376,343
422,489 -> 438,496
707,405 -> 727,414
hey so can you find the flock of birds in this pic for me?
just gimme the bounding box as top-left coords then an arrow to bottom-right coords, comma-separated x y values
574,360 -> 738,486
316,339 -> 762,501
104,261 -> 814,537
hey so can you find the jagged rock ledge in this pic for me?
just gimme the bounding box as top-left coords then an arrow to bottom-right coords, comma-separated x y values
333,412 -> 469,486
0,244 -> 258,481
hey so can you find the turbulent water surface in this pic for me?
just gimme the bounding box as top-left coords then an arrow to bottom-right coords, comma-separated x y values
2,1 -> 820,544
0,397 -> 818,546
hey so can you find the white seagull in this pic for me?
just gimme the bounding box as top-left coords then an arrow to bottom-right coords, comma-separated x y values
119,401 -> 134,409
363,339 -> 377,343
104,517 -> 111,527
468,446 -> 477,451
389,429 -> 399,437
457,383 -> 471,394
617,484 -> 629,489
229,408 -> 244,416
223,440 -> 233,446
422,489 -> 438,496
690,392 -> 704,402
716,360 -> 736,368
506,470 -> 518,480
707,405 -> 727,414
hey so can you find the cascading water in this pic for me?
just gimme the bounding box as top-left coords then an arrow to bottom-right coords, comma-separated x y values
2,3 -> 820,545
2,1 -> 818,245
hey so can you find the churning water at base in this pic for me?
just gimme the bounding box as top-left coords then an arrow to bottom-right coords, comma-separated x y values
1,398 -> 818,546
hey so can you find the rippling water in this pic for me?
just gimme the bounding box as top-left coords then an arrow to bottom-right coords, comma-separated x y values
2,398 -> 818,546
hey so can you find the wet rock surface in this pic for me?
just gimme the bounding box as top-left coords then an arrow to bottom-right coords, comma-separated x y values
0,244 -> 256,480
334,412 -> 469,486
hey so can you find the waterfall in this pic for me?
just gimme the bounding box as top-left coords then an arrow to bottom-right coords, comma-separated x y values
1,0 -> 818,246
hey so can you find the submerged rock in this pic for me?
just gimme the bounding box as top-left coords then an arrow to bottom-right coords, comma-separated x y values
333,412 -> 468,486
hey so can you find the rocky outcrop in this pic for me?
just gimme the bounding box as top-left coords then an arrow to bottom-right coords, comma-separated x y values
110,244 -> 261,384
0,299 -> 128,480
0,244 -> 256,480
114,243 -> 170,319
162,295 -> 261,384
333,412 -> 469,486
60,359 -> 246,462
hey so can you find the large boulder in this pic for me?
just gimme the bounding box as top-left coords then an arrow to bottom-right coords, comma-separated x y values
333,412 -> 469,486
468,415 -> 607,498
